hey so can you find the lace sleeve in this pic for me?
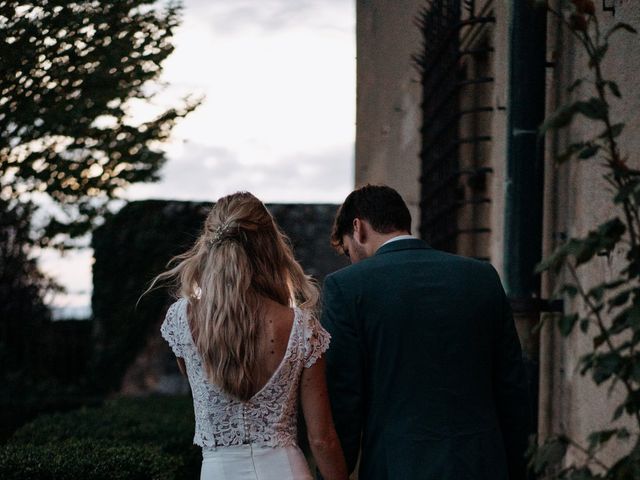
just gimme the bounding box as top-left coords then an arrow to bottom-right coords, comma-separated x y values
160,300 -> 186,358
303,310 -> 331,369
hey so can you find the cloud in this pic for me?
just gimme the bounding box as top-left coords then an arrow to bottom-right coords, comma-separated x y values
183,0 -> 353,34
124,140 -> 354,203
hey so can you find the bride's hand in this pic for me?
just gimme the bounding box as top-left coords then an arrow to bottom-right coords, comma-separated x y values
300,356 -> 349,480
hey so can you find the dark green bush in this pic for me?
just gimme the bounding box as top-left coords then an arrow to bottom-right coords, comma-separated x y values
91,200 -> 346,394
0,439 -> 180,480
1,396 -> 200,480
91,200 -> 210,394
0,380 -> 102,444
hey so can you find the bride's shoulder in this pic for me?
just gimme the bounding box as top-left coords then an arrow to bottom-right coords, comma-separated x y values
165,297 -> 189,323
173,296 -> 189,309
161,298 -> 190,358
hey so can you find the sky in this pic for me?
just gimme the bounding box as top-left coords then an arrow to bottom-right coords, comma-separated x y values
40,0 -> 356,317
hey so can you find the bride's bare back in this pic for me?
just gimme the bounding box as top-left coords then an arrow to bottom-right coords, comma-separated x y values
182,299 -> 295,395
254,299 -> 295,392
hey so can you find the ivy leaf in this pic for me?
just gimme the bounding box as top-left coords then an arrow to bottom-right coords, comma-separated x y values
568,78 -> 585,92
565,467 -> 600,479
557,142 -> 585,163
587,284 -> 605,301
537,219 -> 625,273
589,44 -> 609,68
539,102 -> 578,134
603,279 -> 627,290
617,428 -> 631,440
559,313 -> 579,336
578,144 -> 600,160
606,81 -> 622,98
529,436 -> 569,474
614,178 -> 640,204
610,123 -> 625,138
610,306 -> 636,335
536,243 -> 570,273
608,289 -> 633,310
629,306 -> 640,332
606,23 -> 638,40
613,404 -> 625,421
560,284 -> 579,298
598,123 -> 625,139
591,352 -> 622,384
587,429 -> 618,451
593,333 -> 607,348
574,97 -> 609,121
580,318 -> 591,333
573,218 -> 626,266
631,357 -> 640,383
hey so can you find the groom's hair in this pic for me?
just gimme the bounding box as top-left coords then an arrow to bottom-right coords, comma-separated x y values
331,184 -> 412,248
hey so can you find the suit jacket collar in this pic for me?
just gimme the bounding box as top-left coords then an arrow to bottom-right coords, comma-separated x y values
374,238 -> 431,256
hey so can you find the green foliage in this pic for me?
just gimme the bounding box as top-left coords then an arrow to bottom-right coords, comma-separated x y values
90,200 -> 210,393
529,2 -> 640,478
0,1 -> 199,245
0,440 -> 180,480
11,396 -> 195,451
89,200 -> 347,394
0,396 -> 200,479
0,200 -> 55,380
0,0 -> 199,439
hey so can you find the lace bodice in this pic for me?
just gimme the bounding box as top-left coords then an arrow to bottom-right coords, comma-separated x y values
160,298 -> 331,449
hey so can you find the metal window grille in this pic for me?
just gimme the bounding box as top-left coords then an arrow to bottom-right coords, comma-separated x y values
414,0 -> 495,260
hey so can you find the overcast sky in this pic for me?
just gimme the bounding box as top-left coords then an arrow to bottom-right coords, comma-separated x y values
41,0 -> 356,315
127,0 -> 355,203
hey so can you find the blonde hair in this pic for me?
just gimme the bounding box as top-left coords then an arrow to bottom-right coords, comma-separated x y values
147,192 -> 319,400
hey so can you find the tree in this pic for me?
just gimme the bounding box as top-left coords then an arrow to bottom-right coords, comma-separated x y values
0,0 -> 198,246
0,198 -> 55,381
0,1 -> 198,414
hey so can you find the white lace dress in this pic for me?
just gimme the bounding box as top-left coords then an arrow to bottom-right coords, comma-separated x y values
160,298 -> 331,480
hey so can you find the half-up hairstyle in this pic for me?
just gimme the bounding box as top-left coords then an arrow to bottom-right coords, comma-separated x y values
146,192 -> 319,400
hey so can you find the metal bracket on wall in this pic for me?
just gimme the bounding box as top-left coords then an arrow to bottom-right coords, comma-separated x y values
602,0 -> 616,15
509,297 -> 564,315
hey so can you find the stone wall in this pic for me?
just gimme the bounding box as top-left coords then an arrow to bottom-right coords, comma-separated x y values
355,0 -> 640,465
539,0 -> 640,462
355,0 -> 424,233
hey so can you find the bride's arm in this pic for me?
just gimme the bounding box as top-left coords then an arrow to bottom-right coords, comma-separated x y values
300,357 -> 349,480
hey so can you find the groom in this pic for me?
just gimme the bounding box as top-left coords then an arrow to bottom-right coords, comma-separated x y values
321,185 -> 532,479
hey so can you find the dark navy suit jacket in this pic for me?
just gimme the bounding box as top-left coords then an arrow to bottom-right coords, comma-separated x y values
321,238 -> 531,479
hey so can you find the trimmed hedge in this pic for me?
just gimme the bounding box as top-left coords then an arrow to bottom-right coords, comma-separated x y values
0,440 -> 180,480
91,201 -> 210,394
91,200 -> 347,394
1,396 -> 200,480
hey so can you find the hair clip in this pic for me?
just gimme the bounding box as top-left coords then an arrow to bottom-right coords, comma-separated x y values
208,222 -> 232,246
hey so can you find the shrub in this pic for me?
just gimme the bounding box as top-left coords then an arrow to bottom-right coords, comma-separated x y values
0,439 -> 181,480
1,396 -> 200,480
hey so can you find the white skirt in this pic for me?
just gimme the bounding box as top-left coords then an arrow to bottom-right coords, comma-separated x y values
200,444 -> 313,480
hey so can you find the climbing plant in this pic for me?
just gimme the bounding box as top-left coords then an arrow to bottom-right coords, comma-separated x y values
529,1 -> 640,478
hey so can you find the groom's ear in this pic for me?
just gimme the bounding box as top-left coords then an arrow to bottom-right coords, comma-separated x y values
353,218 -> 366,244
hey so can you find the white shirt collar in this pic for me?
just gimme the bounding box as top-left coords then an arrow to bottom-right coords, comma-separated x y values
380,234 -> 416,248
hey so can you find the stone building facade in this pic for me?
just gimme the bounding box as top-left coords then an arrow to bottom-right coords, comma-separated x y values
356,0 -> 640,465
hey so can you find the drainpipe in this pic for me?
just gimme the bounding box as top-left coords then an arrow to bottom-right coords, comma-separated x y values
504,0 -> 548,438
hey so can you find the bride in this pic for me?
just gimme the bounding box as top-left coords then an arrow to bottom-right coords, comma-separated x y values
151,192 -> 348,480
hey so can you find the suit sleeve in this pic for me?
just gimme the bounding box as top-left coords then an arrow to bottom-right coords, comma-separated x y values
491,268 -> 533,480
320,274 -> 363,475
